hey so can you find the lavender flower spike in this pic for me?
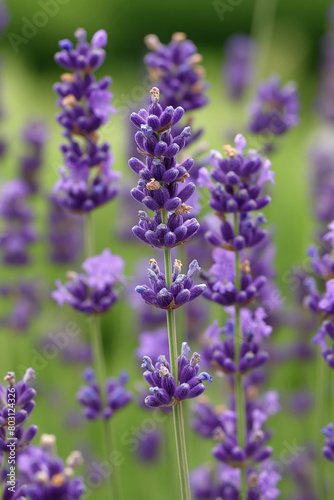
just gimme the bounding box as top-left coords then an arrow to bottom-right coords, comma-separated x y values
53,28 -> 119,213
17,436 -> 85,499
136,258 -> 206,310
129,87 -> 200,248
77,368 -> 132,420
52,249 -> 124,314
198,134 -> 274,215
142,343 -> 212,408
19,120 -> 49,194
248,75 -> 300,135
0,369 -> 38,454
144,32 -> 208,111
0,180 -> 37,265
223,34 -> 257,101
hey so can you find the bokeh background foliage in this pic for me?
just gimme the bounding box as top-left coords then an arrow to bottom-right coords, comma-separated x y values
0,0 -> 331,498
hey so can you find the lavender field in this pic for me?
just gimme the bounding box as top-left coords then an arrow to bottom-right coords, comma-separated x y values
0,0 -> 332,499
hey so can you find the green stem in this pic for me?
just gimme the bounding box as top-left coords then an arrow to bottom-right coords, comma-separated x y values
250,0 -> 277,80
234,213 -> 247,500
86,215 -> 120,500
162,209 -> 191,500
315,346 -> 326,499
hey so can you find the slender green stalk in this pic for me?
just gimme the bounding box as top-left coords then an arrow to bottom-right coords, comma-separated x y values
162,209 -> 191,500
250,0 -> 278,79
234,213 -> 247,500
315,345 -> 326,499
91,314 -> 121,500
85,213 -> 120,500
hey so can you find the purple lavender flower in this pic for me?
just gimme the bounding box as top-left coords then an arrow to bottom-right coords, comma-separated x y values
133,210 -> 200,249
0,180 -> 36,265
47,194 -> 84,263
135,258 -> 206,310
323,220 -> 334,246
205,212 -> 267,251
129,87 -> 200,247
201,248 -> 266,307
322,423 -> 334,461
0,369 -> 38,455
142,342 -> 212,408
212,408 -> 272,466
198,134 -> 274,215
192,388 -> 279,442
303,225 -> 334,320
313,319 -> 334,369
144,32 -> 208,112
77,368 -> 131,420
248,75 -> 300,135
17,438 -> 84,499
200,308 -> 271,375
19,120 -> 49,194
0,281 -> 40,332
53,28 -> 119,213
52,249 -> 124,314
307,245 -> 334,283
309,141 -> 334,225
135,429 -> 162,463
190,461 -> 281,499
223,34 -> 256,101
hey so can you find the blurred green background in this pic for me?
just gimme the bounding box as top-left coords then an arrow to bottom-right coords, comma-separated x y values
0,0 -> 331,498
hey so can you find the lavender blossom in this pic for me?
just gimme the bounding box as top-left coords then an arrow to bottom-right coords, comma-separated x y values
135,258 -> 206,310
135,430 -> 162,463
129,87 -> 200,246
205,212 -> 267,252
47,194 -> 84,263
304,222 -> 334,329
0,281 -> 40,332
322,423 -> 334,461
17,437 -> 84,499
309,140 -> 334,225
198,134 -> 274,215
133,210 -> 200,248
201,248 -> 266,307
19,120 -> 49,194
0,369 -> 37,455
201,308 -> 271,375
192,391 -> 280,442
190,461 -> 281,499
52,249 -> 124,314
248,75 -> 300,135
53,28 -> 119,212
0,180 -> 36,265
77,368 -> 131,420
211,408 -> 272,466
141,342 -> 212,408
144,32 -> 208,112
223,34 -> 256,101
